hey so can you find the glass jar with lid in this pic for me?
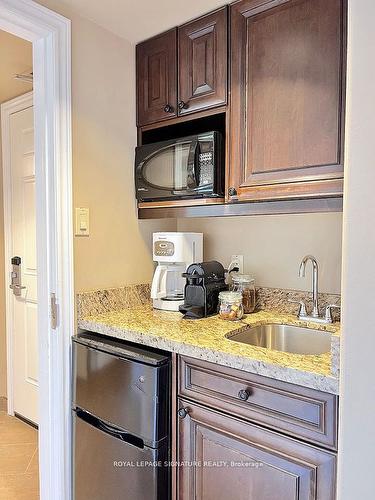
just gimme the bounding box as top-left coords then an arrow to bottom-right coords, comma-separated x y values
218,291 -> 244,321
231,274 -> 256,314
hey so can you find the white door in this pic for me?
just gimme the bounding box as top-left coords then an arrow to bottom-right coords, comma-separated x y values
8,100 -> 38,424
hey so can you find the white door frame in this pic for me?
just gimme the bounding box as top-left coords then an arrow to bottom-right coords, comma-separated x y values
1,90 -> 34,418
0,1 -> 73,500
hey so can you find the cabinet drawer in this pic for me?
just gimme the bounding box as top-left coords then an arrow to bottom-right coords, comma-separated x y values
178,356 -> 338,449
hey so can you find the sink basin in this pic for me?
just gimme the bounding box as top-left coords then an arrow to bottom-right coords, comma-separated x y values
226,324 -> 331,355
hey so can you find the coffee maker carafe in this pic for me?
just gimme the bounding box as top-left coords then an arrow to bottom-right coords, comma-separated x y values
151,232 -> 203,311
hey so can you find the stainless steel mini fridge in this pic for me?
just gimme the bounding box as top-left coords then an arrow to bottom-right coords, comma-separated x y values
72,332 -> 171,500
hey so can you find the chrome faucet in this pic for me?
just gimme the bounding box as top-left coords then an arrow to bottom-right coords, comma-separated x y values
289,255 -> 340,324
299,255 -> 319,318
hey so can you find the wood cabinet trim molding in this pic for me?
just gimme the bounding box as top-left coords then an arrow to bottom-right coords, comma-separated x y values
232,178 -> 344,202
138,196 -> 343,219
139,105 -> 226,134
178,356 -> 338,450
138,197 -> 225,209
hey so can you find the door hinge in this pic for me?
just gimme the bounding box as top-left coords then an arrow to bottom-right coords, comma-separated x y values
50,293 -> 59,330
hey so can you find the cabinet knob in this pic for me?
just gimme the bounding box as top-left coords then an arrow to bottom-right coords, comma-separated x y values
228,187 -> 237,197
178,100 -> 188,110
178,407 -> 190,419
238,389 -> 251,401
163,104 -> 174,113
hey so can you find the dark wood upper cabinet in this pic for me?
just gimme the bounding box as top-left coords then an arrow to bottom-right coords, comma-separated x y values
178,7 -> 228,116
136,29 -> 177,127
178,399 -> 336,500
136,8 -> 228,128
228,0 -> 346,202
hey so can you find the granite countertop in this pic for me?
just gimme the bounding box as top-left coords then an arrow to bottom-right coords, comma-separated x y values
78,306 -> 341,395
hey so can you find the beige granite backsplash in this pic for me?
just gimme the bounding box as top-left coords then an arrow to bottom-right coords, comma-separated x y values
77,283 -> 340,321
256,287 -> 341,321
77,283 -> 151,319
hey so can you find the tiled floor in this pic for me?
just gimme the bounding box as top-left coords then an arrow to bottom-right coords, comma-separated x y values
0,399 -> 39,500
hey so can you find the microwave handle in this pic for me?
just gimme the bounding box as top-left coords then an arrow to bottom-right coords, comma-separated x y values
186,140 -> 200,189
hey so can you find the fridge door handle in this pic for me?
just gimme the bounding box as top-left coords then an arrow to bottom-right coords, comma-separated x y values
98,419 -> 127,439
76,409 -> 145,448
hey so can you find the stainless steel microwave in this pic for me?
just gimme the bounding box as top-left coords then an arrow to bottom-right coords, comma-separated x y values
135,131 -> 224,202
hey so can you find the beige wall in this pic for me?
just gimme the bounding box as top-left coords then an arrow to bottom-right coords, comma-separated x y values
0,126 -> 6,397
178,213 -> 342,293
36,0 -> 175,292
0,30 -> 33,103
338,0 -> 375,497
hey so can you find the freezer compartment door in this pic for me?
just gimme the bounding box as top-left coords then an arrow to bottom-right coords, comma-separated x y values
73,340 -> 169,445
73,410 -> 169,500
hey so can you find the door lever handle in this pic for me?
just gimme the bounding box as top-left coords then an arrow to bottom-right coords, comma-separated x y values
10,256 -> 25,296
9,284 -> 26,290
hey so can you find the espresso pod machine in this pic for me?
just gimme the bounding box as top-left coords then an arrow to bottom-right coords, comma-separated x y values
179,261 -> 228,319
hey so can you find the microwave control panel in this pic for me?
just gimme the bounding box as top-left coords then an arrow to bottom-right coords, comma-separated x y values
154,240 -> 175,257
198,151 -> 214,185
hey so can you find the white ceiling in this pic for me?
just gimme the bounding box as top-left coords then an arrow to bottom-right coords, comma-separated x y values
58,0 -> 226,43
0,30 -> 33,104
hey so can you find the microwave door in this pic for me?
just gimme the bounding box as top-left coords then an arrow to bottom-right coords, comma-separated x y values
171,140 -> 198,194
185,140 -> 200,190
139,143 -> 187,194
173,142 -> 186,191
135,131 -> 221,201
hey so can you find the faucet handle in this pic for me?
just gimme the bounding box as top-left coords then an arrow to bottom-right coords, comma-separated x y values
288,299 -> 307,318
325,304 -> 341,323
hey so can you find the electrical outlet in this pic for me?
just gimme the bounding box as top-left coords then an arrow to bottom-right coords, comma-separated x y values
231,255 -> 244,273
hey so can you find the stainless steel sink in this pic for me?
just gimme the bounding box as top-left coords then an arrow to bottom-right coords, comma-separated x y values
226,323 -> 332,355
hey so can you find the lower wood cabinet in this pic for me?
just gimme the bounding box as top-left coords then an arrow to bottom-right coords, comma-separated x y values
178,399 -> 336,500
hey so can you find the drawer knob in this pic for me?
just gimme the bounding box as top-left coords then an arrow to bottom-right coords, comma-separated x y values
163,104 -> 174,113
178,100 -> 188,110
238,389 -> 251,401
178,407 -> 190,419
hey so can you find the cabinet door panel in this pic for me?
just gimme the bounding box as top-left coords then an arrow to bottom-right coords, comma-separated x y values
137,29 -> 177,126
229,0 -> 346,201
178,399 -> 336,500
178,7 -> 227,115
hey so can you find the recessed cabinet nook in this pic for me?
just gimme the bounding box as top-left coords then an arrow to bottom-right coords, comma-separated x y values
135,0 -> 347,219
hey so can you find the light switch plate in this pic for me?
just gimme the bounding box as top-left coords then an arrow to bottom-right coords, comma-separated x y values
75,207 -> 90,236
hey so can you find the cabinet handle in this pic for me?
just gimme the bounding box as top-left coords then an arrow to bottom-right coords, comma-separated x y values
228,187 -> 237,197
178,100 -> 188,110
238,389 -> 251,401
163,104 -> 174,113
178,407 -> 190,419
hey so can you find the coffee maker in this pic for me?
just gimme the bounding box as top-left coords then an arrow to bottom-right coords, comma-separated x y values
151,232 -> 203,311
179,261 -> 228,319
